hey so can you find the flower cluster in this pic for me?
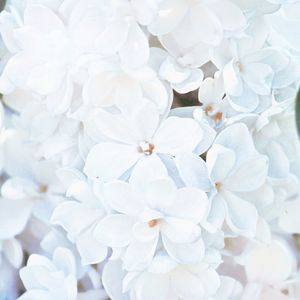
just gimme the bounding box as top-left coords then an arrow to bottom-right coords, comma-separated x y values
0,0 -> 300,299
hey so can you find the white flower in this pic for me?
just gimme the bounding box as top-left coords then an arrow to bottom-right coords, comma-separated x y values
268,2 -> 300,52
206,123 -> 268,236
82,55 -> 171,114
70,0 -> 150,69
0,196 -> 31,244
84,101 -> 205,181
0,193 -> 26,269
152,48 -> 204,94
253,106 -> 300,180
0,0 -> 300,298
51,169 -> 107,266
0,238 -> 23,269
103,254 -> 220,300
0,4 -> 75,113
1,156 -> 65,222
147,0 -> 246,68
213,38 -> 295,112
19,247 -> 77,300
197,72 -> 229,127
94,172 -> 209,270
241,238 -> 296,285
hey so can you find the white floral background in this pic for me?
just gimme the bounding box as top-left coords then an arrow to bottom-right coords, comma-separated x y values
0,0 -> 300,299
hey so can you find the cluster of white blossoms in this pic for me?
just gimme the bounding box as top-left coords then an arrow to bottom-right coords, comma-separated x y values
1,0 -> 300,299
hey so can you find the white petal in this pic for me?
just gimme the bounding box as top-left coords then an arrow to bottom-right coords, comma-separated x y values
46,76 -> 73,115
141,78 -> 171,114
171,268 -> 205,299
228,84 -> 259,112
3,238 -> 23,268
279,200 -> 300,234
175,153 -> 211,191
159,57 -> 190,84
167,187 -> 209,223
76,229 -> 107,265
188,4 -> 223,46
51,202 -> 102,237
104,181 -> 143,215
93,215 -> 136,248
27,63 -> 66,95
206,144 -> 236,184
83,73 -> 115,108
18,291 -> 53,300
102,260 -> 129,300
162,218 -> 201,243
132,0 -> 157,25
123,237 -> 158,271
244,240 -> 295,284
198,76 -> 225,105
84,143 -> 141,181
213,123 -> 256,164
148,0 -> 189,35
1,52 -> 40,90
132,221 -> 160,242
209,0 -> 246,31
53,247 -> 76,276
145,178 -> 177,210
24,5 -> 65,34
264,142 -> 289,179
204,193 -> 226,232
153,117 -> 202,155
129,155 -> 168,191
162,235 -> 205,263
85,108 -> 135,144
223,60 -> 243,97
129,100 -> 160,142
223,190 -> 258,237
0,198 -> 31,240
243,62 -> 273,95
95,20 -> 129,55
120,22 -> 149,70
172,69 -> 204,94
223,156 -> 268,192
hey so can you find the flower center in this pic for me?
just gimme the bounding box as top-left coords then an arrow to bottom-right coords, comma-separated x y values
215,182 -> 222,191
148,219 -> 159,228
214,112 -> 223,122
39,184 -> 48,193
236,61 -> 243,72
139,141 -> 155,155
204,105 -> 213,114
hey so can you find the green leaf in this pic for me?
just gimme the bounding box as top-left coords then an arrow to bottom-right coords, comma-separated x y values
296,89 -> 300,137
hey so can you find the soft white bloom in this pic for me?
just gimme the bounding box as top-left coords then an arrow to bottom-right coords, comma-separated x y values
82,55 -> 171,115
19,247 -> 77,300
241,238 -> 297,285
69,0 -> 150,69
84,101 -> 206,181
0,4 -> 75,112
206,123 -> 268,236
1,152 -> 65,222
253,106 -> 300,180
213,37 -> 296,112
0,0 -> 300,298
148,0 -> 246,68
268,2 -> 300,53
198,72 -> 230,127
102,254 -> 220,300
151,48 -> 204,94
0,194 -> 29,269
51,170 -> 107,266
94,160 -> 209,270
